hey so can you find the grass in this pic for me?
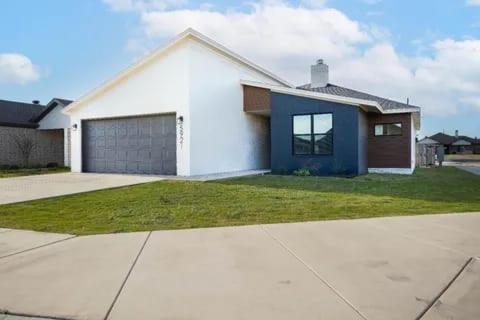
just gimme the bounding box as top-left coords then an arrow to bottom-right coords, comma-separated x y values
0,167 -> 70,178
0,167 -> 479,235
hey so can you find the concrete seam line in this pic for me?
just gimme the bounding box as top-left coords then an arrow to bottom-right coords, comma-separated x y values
103,231 -> 152,320
0,310 -> 71,320
260,225 -> 369,320
0,235 -> 77,260
415,257 -> 474,320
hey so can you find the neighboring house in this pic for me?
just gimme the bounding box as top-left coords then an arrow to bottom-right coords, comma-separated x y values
0,98 -> 73,167
427,131 -> 480,154
64,28 -> 421,176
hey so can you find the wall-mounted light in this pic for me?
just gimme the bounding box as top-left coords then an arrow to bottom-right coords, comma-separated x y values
72,123 -> 78,131
177,116 -> 184,123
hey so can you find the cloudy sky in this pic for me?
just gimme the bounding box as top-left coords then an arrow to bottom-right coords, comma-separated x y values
1,0 -> 479,137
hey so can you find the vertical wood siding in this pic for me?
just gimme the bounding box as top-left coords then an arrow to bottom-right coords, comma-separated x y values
368,113 -> 412,168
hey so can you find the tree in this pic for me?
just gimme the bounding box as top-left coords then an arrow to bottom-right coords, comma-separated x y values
10,129 -> 36,167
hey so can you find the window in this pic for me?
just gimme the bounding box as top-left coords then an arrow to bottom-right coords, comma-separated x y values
293,113 -> 333,155
374,123 -> 402,136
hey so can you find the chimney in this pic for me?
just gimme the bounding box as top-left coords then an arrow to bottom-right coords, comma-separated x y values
311,59 -> 329,88
455,130 -> 459,138
32,100 -> 40,105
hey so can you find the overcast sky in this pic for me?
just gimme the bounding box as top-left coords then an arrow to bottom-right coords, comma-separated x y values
1,0 -> 479,137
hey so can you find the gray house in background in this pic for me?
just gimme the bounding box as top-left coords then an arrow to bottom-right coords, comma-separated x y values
0,98 -> 72,167
422,131 -> 480,155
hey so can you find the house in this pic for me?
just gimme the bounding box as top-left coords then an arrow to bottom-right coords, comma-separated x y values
63,28 -> 420,176
427,131 -> 480,154
0,98 -> 72,167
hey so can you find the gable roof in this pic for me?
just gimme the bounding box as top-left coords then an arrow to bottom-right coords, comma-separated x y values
429,132 -> 480,146
418,137 -> 440,145
429,133 -> 456,145
458,135 -> 480,144
34,98 -> 73,122
0,100 -> 47,128
64,28 -> 292,113
452,139 -> 472,146
298,83 -> 421,112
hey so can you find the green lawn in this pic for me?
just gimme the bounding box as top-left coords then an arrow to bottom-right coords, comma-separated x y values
0,167 -> 479,235
0,167 -> 70,178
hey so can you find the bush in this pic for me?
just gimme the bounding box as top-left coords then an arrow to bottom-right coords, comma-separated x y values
46,162 -> 59,168
9,165 -> 19,170
293,168 -> 311,176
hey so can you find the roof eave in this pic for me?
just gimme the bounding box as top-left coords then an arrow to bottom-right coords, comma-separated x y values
241,80 -> 384,113
0,121 -> 39,129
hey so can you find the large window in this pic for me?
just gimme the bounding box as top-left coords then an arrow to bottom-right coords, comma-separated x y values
293,113 -> 333,155
374,123 -> 402,136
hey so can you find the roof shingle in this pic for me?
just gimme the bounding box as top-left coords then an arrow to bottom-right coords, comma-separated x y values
298,83 -> 421,112
0,100 -> 47,128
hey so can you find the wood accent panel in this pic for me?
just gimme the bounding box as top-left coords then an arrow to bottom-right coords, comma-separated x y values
368,113 -> 411,168
243,85 -> 270,113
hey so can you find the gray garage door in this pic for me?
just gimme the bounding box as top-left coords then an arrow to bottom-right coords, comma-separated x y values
82,114 -> 176,175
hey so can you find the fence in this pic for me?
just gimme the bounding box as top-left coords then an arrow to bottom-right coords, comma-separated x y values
416,144 -> 437,167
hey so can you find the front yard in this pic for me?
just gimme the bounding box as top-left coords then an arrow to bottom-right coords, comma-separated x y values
0,167 -> 479,235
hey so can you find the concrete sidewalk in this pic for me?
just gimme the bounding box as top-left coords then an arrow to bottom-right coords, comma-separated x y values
0,213 -> 479,320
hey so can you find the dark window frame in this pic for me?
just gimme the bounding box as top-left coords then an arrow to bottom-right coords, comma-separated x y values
374,122 -> 403,137
292,112 -> 334,156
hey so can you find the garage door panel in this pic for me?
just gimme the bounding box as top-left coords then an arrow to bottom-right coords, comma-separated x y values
106,150 -> 116,160
106,138 -> 116,148
117,150 -> 127,161
94,160 -> 106,171
138,137 -> 151,148
128,138 -> 138,147
83,114 -> 176,175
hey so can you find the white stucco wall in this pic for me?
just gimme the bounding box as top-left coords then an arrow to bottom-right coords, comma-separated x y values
66,37 -> 286,176
411,115 -> 416,170
187,40 -> 281,175
38,105 -> 71,129
68,42 -> 191,174
64,128 -> 71,167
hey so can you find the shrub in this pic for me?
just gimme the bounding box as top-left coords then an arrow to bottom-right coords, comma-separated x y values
46,162 -> 59,168
9,165 -> 19,170
293,168 -> 311,176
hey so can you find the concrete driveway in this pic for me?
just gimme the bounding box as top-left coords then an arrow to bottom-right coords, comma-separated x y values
458,166 -> 480,176
445,160 -> 480,176
0,213 -> 479,320
0,173 -> 163,205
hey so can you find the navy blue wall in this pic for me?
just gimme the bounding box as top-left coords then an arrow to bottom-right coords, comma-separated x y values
271,93 -> 360,175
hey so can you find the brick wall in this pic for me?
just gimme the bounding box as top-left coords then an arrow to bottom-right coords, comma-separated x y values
0,126 -> 64,167
368,113 -> 412,168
